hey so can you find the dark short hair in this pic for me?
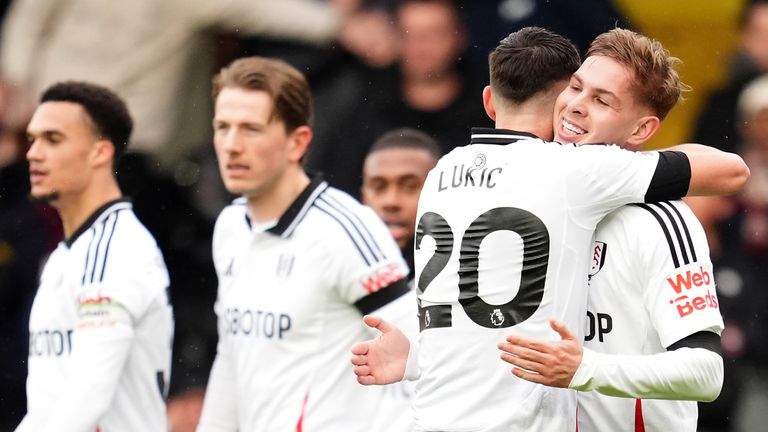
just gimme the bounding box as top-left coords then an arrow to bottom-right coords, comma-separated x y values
40,81 -> 133,160
212,56 -> 313,132
368,128 -> 442,161
489,27 -> 581,104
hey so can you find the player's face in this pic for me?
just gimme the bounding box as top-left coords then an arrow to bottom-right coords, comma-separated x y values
26,102 -> 99,203
213,88 -> 301,200
553,56 -> 653,147
361,147 -> 435,249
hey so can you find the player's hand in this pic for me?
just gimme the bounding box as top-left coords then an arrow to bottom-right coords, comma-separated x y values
350,315 -> 409,385
498,319 -> 583,388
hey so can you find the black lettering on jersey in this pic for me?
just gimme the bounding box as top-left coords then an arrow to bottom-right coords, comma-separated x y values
585,311 -> 613,342
29,329 -> 74,357
438,165 -> 502,192
224,308 -> 291,339
416,207 -> 548,330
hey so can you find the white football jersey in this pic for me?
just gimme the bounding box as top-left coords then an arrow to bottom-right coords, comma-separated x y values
412,128 -> 692,432
199,177 -> 411,431
19,199 -> 172,432
579,200 -> 724,431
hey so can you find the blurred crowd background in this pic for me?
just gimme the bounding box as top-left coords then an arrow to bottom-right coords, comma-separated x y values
0,0 -> 766,431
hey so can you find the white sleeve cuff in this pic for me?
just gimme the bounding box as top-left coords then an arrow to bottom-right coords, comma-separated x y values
403,338 -> 420,381
568,346 -> 723,401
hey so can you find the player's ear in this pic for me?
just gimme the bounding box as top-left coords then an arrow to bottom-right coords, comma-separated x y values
287,125 -> 312,163
624,115 -> 660,150
482,86 -> 497,121
91,139 -> 115,167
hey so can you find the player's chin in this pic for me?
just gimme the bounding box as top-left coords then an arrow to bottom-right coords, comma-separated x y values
29,188 -> 60,203
222,179 -> 251,195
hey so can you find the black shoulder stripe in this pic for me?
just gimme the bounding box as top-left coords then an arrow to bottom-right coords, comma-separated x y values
99,211 -> 122,282
314,204 -> 372,266
632,203 -> 681,268
318,194 -> 385,262
650,202 -> 690,265
354,278 -> 410,315
645,151 -> 691,203
89,213 -> 113,284
663,201 -> 698,262
323,193 -> 385,261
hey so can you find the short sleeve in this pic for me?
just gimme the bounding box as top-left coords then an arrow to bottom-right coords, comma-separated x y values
77,218 -> 169,328
323,198 -> 410,315
637,202 -> 724,347
567,145 -> 660,214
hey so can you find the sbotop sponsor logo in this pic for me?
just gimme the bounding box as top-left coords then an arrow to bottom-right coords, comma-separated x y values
666,265 -> 719,318
223,307 -> 292,339
29,329 -> 73,357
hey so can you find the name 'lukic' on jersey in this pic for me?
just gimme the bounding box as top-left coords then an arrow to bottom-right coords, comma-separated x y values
437,164 -> 502,192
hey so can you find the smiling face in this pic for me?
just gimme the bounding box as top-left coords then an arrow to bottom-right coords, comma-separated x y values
361,147 -> 436,248
553,56 -> 658,149
26,101 -> 99,204
213,87 -> 306,202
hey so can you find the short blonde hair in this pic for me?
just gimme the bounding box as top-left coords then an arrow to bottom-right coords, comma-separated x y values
587,28 -> 688,120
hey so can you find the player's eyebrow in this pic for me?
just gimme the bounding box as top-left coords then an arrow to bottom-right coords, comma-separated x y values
27,129 -> 66,142
573,71 -> 620,106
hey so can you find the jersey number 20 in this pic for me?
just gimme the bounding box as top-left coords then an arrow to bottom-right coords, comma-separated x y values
416,207 -> 549,331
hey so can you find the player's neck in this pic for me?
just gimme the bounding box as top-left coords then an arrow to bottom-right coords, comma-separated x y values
246,168 -> 310,224
494,111 -> 554,141
493,96 -> 556,141
55,174 -> 123,239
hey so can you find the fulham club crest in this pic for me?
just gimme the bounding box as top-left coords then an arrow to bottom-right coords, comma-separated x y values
589,241 -> 607,281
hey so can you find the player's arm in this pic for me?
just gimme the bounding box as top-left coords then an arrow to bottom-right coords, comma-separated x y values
197,337 -> 238,431
498,321 -> 723,401
197,215 -> 242,431
500,202 -> 725,401
38,295 -> 136,430
568,330 -> 723,401
653,145 -> 749,198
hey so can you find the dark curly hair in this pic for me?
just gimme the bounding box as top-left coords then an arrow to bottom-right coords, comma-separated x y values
40,81 -> 133,160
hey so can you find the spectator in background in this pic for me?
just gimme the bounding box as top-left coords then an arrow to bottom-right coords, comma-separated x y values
0,79 -> 59,431
688,73 -> 768,432
692,0 -> 768,153
308,0 -> 491,196
0,0 -> 397,168
361,128 -> 441,275
465,0 -> 630,69
359,127 -> 440,432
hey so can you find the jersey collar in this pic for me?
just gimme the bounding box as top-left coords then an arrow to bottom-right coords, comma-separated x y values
265,174 -> 328,238
469,127 -> 541,145
65,198 -> 132,248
